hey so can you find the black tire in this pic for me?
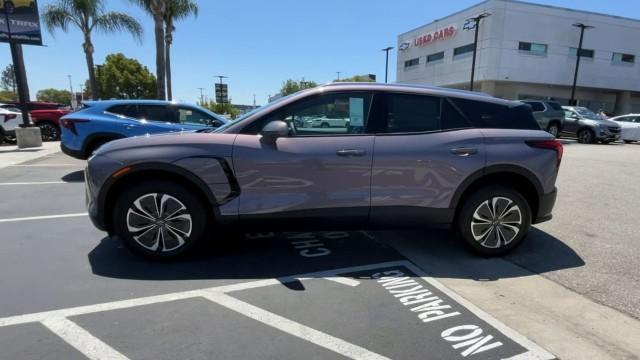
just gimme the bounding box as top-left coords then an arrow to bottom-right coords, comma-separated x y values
37,122 -> 60,141
456,186 -> 531,256
624,140 -> 635,144
85,137 -> 115,158
112,180 -> 208,260
546,123 -> 560,138
601,140 -> 612,144
577,128 -> 594,144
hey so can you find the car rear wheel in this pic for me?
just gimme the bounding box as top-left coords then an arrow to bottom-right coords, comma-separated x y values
113,180 -> 208,260
456,186 -> 531,256
38,122 -> 60,141
320,122 -> 330,128
577,128 -> 594,144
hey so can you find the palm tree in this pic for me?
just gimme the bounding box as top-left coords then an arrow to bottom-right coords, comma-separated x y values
164,0 -> 198,101
43,0 -> 143,100
129,0 -> 167,100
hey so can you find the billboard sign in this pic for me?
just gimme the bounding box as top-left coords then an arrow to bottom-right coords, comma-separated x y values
215,83 -> 228,103
0,0 -> 43,45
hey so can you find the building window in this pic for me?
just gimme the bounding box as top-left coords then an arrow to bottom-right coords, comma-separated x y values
569,47 -> 594,58
453,43 -> 475,57
518,42 -> 547,55
612,52 -> 635,64
427,51 -> 445,63
404,57 -> 420,69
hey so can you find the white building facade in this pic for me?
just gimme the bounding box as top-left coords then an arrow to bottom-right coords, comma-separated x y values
396,0 -> 640,113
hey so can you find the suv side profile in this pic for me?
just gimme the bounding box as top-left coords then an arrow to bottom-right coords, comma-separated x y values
521,100 -> 565,137
562,106 -> 621,144
61,100 -> 227,159
85,83 -> 561,260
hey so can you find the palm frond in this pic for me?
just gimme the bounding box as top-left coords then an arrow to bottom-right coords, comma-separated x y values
92,12 -> 144,42
165,0 -> 198,22
42,3 -> 79,34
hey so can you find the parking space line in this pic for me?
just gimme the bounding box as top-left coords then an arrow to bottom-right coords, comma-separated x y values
202,291 -> 390,360
42,317 -> 129,360
0,213 -> 88,223
0,182 -> 69,186
324,277 -> 361,287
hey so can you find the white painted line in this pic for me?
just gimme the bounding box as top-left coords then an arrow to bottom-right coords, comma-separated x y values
401,262 -> 556,360
0,213 -> 88,223
42,317 -> 129,360
324,277 -> 360,287
203,292 -> 390,360
8,164 -> 78,167
0,181 -> 69,186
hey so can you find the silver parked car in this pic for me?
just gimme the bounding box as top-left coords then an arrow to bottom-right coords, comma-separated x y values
521,100 -> 565,137
85,83 -> 562,260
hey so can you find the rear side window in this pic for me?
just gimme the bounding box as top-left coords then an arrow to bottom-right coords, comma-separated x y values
442,100 -> 471,130
385,94 -> 440,133
547,102 -> 563,111
452,98 -> 540,130
136,105 -> 176,123
107,105 -> 136,118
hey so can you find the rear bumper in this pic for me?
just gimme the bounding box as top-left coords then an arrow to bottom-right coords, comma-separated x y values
533,187 -> 557,224
61,142 -> 85,159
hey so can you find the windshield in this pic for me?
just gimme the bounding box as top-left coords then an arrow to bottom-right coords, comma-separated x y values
212,94 -> 295,133
574,107 -> 600,120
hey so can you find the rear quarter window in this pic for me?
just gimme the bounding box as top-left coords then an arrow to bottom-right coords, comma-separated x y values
452,98 -> 540,130
547,102 -> 563,111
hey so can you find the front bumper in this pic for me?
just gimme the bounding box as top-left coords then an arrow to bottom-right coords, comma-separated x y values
533,187 -> 557,224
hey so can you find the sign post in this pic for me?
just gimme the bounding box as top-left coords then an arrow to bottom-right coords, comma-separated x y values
1,0 -> 44,147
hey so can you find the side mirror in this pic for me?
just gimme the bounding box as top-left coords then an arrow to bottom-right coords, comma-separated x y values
261,120 -> 289,139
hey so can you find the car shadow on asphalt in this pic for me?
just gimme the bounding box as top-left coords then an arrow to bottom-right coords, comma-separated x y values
88,227 -> 584,284
61,170 -> 85,183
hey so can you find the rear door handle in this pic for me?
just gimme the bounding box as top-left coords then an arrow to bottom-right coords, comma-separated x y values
336,149 -> 366,157
450,147 -> 478,156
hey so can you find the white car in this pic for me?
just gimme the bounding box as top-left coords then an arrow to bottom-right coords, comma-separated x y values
0,106 -> 26,143
609,114 -> 640,143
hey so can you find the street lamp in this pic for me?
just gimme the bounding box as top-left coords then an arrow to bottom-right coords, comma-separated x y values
466,12 -> 491,92
336,71 -> 341,81
381,46 -> 394,83
570,23 -> 595,106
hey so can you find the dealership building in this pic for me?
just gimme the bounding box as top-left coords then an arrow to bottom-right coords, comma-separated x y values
396,0 -> 640,113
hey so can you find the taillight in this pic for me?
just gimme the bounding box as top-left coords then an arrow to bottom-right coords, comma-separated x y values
60,119 -> 89,135
3,114 -> 16,123
526,139 -> 564,167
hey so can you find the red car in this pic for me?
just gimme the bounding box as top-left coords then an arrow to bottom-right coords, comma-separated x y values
2,102 -> 71,141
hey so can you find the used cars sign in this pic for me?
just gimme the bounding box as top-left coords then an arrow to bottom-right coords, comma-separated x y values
0,0 -> 43,45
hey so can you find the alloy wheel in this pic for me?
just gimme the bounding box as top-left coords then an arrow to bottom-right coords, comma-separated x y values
126,193 -> 193,252
578,130 -> 592,144
470,197 -> 522,249
38,123 -> 60,141
548,125 -> 559,137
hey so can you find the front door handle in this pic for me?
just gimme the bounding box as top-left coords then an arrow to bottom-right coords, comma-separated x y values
336,149 -> 366,157
450,147 -> 478,156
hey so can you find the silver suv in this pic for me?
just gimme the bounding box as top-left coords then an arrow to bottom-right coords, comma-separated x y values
85,83 -> 562,259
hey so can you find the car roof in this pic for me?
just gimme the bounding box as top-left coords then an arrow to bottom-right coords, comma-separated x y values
317,82 -> 521,107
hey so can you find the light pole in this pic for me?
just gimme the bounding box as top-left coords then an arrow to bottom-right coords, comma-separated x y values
336,71 -> 341,81
381,46 -> 394,83
467,12 -> 491,92
570,23 -> 594,106
67,75 -> 75,108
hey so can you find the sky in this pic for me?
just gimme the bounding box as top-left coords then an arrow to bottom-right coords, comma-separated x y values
1,0 -> 639,105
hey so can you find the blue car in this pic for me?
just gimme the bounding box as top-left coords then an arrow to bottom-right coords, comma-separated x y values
60,100 -> 227,159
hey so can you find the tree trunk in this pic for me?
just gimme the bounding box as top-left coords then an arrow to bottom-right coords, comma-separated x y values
165,40 -> 172,101
153,14 -> 166,100
83,36 -> 98,100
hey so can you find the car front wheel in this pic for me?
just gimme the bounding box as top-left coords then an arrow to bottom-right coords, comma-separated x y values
113,180 -> 208,260
456,186 -> 531,256
546,123 -> 559,137
577,129 -> 594,144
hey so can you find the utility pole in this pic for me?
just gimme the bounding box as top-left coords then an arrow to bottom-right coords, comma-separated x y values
467,12 -> 491,92
381,46 -> 394,83
570,23 -> 594,106
336,71 -> 341,81
197,87 -> 206,104
67,75 -> 75,108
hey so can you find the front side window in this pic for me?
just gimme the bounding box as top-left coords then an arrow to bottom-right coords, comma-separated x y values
178,107 -> 220,126
385,94 -> 440,133
569,47 -> 594,58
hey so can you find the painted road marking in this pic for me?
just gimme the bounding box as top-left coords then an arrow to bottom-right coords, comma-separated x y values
0,260 -> 554,360
41,317 -> 128,360
0,182 -> 69,186
0,213 -> 88,224
203,291 -> 389,360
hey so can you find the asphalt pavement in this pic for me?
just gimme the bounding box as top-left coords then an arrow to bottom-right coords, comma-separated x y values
0,141 -> 639,359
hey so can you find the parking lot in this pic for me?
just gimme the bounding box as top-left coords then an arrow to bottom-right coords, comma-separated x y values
0,141 -> 639,359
